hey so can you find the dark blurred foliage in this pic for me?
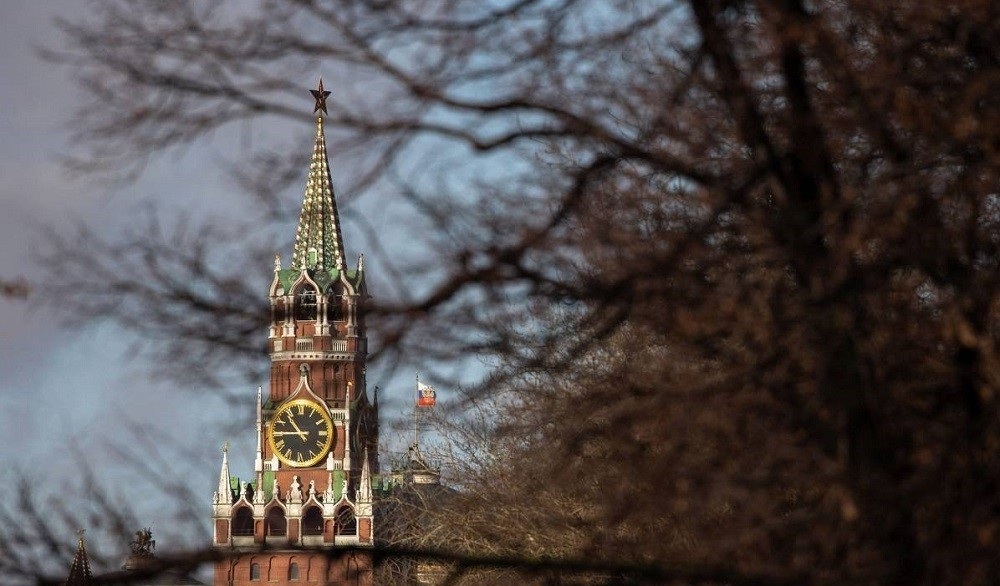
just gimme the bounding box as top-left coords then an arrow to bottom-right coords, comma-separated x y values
21,0 -> 1000,584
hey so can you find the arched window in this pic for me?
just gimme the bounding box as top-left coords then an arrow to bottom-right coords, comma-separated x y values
294,285 -> 317,320
232,506 -> 254,536
249,562 -> 261,581
335,506 -> 356,536
265,507 -> 287,536
325,286 -> 344,322
302,506 -> 324,536
273,299 -> 286,325
288,562 -> 300,581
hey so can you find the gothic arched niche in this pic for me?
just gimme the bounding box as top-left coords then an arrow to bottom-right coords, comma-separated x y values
335,506 -> 357,536
302,506 -> 324,536
265,507 -> 287,536
294,284 -> 318,320
273,297 -> 286,326
325,283 -> 345,322
232,506 -> 254,536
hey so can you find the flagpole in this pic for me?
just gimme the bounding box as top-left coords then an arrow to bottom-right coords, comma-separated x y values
414,372 -> 420,451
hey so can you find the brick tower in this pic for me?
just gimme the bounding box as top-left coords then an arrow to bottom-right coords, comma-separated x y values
212,79 -> 379,586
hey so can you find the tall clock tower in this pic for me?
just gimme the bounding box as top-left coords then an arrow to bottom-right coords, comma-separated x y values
211,80 -> 379,586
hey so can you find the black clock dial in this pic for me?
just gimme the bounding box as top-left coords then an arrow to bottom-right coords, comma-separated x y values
268,399 -> 334,467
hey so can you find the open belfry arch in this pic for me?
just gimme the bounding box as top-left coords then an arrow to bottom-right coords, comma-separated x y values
212,79 -> 379,586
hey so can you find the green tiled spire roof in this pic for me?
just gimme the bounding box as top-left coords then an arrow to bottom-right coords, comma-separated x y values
292,107 -> 345,272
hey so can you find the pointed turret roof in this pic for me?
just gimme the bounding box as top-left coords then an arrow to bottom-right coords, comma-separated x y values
359,448 -> 373,503
64,532 -> 94,586
215,442 -> 231,504
292,80 -> 345,272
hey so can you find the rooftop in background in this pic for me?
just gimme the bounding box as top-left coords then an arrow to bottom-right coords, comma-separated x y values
61,529 -> 205,586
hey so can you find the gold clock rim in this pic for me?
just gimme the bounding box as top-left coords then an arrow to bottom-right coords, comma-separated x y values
267,398 -> 335,468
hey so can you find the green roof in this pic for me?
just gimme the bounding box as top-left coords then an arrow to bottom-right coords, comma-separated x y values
291,116 -> 345,272
275,267 -> 362,293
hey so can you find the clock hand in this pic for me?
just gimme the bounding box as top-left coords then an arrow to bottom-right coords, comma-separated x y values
272,431 -> 309,436
288,417 -> 308,439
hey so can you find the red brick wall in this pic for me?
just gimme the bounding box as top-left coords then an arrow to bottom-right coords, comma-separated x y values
215,551 -> 372,586
216,519 -> 229,544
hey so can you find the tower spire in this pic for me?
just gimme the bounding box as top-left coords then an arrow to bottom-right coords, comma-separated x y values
65,530 -> 93,586
292,79 -> 345,272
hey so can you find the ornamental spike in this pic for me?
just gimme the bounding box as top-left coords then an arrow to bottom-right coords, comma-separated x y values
254,386 -> 263,472
216,442 -> 232,504
358,448 -> 373,504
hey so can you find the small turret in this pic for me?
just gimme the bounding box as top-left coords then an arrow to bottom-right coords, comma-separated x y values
354,449 -> 375,544
214,442 -> 232,504
325,452 -> 337,502
358,449 -> 373,505
344,381 -> 353,473
211,442 -> 236,544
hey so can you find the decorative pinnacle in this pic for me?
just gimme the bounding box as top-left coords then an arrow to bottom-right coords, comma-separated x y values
310,78 -> 331,114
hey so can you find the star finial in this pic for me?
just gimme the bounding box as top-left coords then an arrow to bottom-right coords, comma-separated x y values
222,441 -> 229,453
310,78 -> 331,114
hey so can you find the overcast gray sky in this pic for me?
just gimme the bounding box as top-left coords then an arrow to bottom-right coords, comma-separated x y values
0,1 -> 262,559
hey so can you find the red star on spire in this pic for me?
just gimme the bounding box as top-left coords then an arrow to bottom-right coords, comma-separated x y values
310,78 -> 332,114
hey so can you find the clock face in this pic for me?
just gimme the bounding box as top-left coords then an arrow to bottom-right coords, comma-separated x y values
268,399 -> 335,467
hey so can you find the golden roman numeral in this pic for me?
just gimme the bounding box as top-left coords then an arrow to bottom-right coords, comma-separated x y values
318,430 -> 328,436
315,440 -> 324,449
275,439 -> 285,449
297,404 -> 305,415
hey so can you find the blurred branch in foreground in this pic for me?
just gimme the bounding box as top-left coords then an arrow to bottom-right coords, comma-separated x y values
25,1 -> 1000,585
1,277 -> 30,299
